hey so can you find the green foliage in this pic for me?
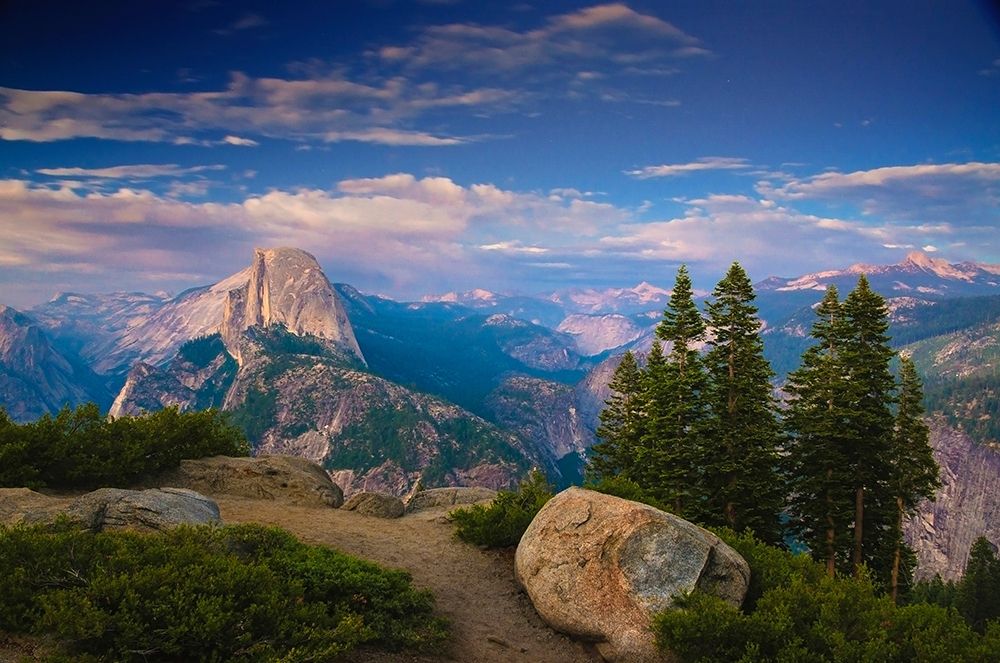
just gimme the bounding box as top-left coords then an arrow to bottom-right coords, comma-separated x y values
955,537 -> 1000,633
0,522 -> 447,661
783,277 -> 919,582
327,400 -> 528,487
451,470 -> 553,548
589,350 -> 645,481
0,403 -> 249,490
645,265 -> 710,516
177,333 -> 228,367
700,262 -> 784,545
654,531 -> 998,662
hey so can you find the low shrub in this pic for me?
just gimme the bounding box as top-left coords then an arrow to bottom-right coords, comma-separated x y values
654,529 -> 999,662
0,403 -> 249,490
451,469 -> 553,548
0,522 -> 448,662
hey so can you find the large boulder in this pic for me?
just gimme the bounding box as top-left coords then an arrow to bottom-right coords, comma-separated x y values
0,487 -> 221,532
515,487 -> 750,662
404,486 -> 498,513
158,455 -> 344,507
341,492 -> 405,518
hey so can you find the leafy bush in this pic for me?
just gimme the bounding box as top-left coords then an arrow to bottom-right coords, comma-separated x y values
654,529 -> 999,662
0,403 -> 249,490
0,522 -> 448,661
451,470 -> 553,548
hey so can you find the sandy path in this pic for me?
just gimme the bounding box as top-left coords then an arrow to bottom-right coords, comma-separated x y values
217,497 -> 601,663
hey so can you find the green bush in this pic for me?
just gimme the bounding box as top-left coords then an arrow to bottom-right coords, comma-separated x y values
0,403 -> 249,490
451,470 -> 553,548
654,529 -> 999,662
0,522 -> 448,661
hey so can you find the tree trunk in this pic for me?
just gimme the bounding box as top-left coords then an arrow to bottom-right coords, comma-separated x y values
890,496 -> 904,603
853,486 -> 864,576
825,468 -> 836,576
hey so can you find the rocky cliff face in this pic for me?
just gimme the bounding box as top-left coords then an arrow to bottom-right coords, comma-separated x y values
31,247 -> 362,377
905,418 -> 1000,581
221,248 -> 363,365
485,375 -> 595,463
0,306 -> 107,421
108,334 -> 237,418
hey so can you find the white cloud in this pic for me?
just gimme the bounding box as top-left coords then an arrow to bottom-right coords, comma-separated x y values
761,162 -> 1000,225
626,157 -> 750,179
922,245 -> 939,252
0,173 -> 629,304
479,241 -> 549,254
222,135 -> 259,146
374,3 -> 709,105
0,70 -> 504,146
35,164 -> 225,179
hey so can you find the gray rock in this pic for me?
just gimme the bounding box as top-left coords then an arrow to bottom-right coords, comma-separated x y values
405,486 -> 498,513
157,455 -> 344,507
0,487 -> 220,532
341,492 -> 405,518
515,487 -> 750,663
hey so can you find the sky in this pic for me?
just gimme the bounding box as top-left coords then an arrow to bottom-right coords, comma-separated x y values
1,0 -> 999,308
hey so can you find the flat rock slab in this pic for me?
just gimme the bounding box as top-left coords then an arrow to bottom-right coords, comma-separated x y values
0,487 -> 221,532
341,492 -> 405,518
158,455 -> 344,507
515,487 -> 750,663
405,487 -> 498,513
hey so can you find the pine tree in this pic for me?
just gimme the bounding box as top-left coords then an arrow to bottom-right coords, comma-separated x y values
888,355 -> 940,601
956,537 -> 1000,632
590,351 -> 645,481
643,265 -> 709,515
701,262 -> 784,544
784,286 -> 853,575
633,339 -> 666,493
841,275 -> 896,577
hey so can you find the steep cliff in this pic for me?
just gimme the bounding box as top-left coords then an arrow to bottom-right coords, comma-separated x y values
221,248 -> 363,365
905,418 -> 1000,580
0,306 -> 108,421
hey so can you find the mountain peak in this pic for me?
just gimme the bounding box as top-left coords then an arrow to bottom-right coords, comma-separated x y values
220,247 -> 365,365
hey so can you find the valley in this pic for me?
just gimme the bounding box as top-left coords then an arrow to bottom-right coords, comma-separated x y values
2,247 -> 999,579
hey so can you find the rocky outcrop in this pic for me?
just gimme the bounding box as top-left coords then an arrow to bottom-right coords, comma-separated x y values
220,248 -> 364,365
0,487 -> 220,531
906,418 -> 1000,580
515,488 -> 749,662
108,335 -> 237,417
0,305 -> 107,421
157,455 -> 344,507
486,375 -> 595,462
556,313 -> 645,356
405,486 -> 498,513
341,492 -> 405,518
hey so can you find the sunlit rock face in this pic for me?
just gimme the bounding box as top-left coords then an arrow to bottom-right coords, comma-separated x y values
220,247 -> 364,365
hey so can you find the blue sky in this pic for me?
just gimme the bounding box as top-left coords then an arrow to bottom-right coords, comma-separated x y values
1,0 -> 998,307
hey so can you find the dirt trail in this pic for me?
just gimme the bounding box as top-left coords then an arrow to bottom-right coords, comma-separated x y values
217,497 -> 602,663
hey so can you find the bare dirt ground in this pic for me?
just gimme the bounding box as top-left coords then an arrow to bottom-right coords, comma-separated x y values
217,497 -> 602,663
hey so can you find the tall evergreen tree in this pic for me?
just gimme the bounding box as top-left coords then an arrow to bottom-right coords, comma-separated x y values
956,537 -> 1000,633
841,275 -> 896,577
644,265 -> 708,515
888,355 -> 940,601
701,262 -> 784,544
784,286 -> 853,575
590,350 -> 645,481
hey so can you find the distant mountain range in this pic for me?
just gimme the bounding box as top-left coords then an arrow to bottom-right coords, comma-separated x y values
2,248 -> 999,578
